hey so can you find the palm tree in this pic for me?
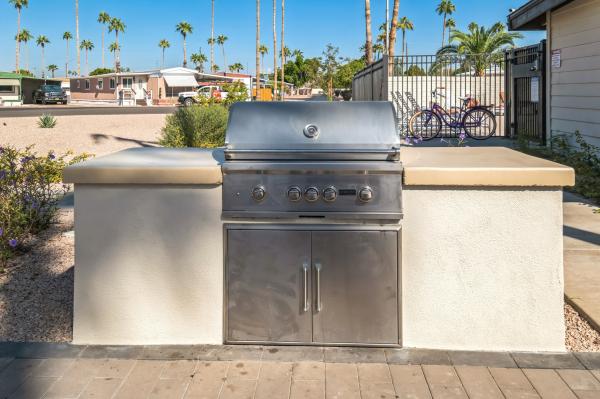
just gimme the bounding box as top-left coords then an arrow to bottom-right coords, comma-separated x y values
190,52 -> 207,72
216,34 -> 228,73
9,0 -> 29,73
229,62 -> 244,73
175,21 -> 193,67
437,22 -> 522,76
108,17 -> 126,72
255,0 -> 261,99
80,39 -> 94,75
158,39 -> 170,68
17,29 -> 33,72
259,44 -> 268,71
445,17 -> 456,43
97,12 -> 111,69
210,0 -> 215,72
47,64 -> 58,78
207,38 -> 216,72
388,0 -> 400,59
62,31 -> 72,77
109,42 -> 120,69
36,35 -> 49,78
397,16 -> 414,59
436,0 -> 456,48
364,0 -> 373,64
373,43 -> 385,59
272,0 -> 278,99
280,0 -> 285,99
292,49 -> 303,60
75,0 -> 80,75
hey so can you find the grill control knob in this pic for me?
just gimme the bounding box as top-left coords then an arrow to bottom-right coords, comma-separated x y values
304,187 -> 320,202
251,185 -> 267,202
323,186 -> 337,202
287,186 -> 302,202
358,186 -> 374,203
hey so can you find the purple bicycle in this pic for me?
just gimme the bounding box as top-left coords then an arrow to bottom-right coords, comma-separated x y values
408,89 -> 496,140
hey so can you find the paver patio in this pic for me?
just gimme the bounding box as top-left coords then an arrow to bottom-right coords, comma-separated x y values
1,344 -> 600,398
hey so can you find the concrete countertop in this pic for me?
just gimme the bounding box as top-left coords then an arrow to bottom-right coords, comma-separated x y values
401,147 -> 575,187
63,147 -> 224,185
63,146 -> 575,187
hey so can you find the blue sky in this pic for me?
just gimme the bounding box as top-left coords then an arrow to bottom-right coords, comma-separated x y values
0,0 -> 544,77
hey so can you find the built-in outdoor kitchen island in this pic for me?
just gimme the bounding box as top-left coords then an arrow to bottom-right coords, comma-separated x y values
63,102 -> 574,352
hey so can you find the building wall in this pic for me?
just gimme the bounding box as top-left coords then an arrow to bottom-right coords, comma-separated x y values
70,76 -> 117,101
550,0 -> 600,148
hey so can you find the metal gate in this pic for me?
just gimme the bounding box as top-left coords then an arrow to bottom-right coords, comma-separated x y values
505,40 -> 546,143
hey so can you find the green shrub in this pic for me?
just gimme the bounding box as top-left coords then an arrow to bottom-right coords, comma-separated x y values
159,105 -> 228,148
517,131 -> 600,204
0,146 -> 90,269
38,114 -> 57,128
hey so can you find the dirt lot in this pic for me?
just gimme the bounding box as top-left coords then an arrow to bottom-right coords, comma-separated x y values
0,114 -> 167,157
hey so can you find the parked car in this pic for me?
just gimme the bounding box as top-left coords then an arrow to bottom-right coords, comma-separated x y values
33,85 -> 67,105
178,85 -> 228,106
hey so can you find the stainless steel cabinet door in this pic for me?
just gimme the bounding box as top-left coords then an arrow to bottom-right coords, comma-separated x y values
312,231 -> 399,345
227,229 -> 312,343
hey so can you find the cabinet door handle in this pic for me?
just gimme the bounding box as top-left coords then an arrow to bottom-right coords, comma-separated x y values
315,262 -> 322,312
302,262 -> 310,312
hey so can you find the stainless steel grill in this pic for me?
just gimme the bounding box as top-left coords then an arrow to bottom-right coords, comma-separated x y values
222,101 -> 402,220
223,101 -> 402,347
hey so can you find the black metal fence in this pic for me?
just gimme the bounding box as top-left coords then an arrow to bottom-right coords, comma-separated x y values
353,54 -> 506,139
504,41 -> 546,144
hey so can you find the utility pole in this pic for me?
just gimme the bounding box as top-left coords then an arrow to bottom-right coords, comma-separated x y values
385,0 -> 389,54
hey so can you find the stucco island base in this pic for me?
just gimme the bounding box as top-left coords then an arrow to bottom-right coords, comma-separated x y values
66,147 -> 573,351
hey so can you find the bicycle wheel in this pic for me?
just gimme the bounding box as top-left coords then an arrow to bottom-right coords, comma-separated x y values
462,107 -> 497,140
408,110 -> 442,141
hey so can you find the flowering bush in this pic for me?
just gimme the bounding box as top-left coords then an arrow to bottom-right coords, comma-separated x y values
0,146 -> 89,269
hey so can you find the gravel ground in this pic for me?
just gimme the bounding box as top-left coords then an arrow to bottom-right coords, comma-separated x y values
0,210 -> 74,342
0,114 -> 167,157
1,208 -> 600,350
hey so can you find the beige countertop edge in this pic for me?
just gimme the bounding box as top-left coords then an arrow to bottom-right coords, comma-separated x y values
62,167 -> 223,185
404,166 -> 575,187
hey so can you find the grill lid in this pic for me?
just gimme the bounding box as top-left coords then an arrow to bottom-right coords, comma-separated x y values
224,101 -> 400,161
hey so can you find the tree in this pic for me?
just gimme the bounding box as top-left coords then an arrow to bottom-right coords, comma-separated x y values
63,32 -> 72,77
90,67 -> 113,76
255,0 -> 261,98
80,39 -> 94,75
47,64 -> 58,78
259,44 -> 268,70
75,0 -> 80,75
364,0 -> 373,64
334,58 -> 366,89
97,12 -> 111,69
272,0 -> 278,99
388,0 -> 400,58
216,34 -> 228,73
373,43 -> 385,58
445,17 -> 456,43
320,44 -> 341,100
436,22 -> 522,76
280,0 -> 285,99
436,0 -> 456,48
159,39 -> 170,68
210,0 -> 215,72
108,17 -> 126,72
229,62 -> 244,73
9,0 -> 29,73
16,29 -> 33,72
207,38 -> 216,71
109,42 -> 120,70
36,35 -> 50,78
397,16 -> 414,59
190,52 -> 207,72
176,21 -> 193,67
292,49 -> 303,61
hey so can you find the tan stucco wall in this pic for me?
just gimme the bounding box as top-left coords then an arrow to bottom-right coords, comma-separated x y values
73,184 -> 223,345
402,187 -> 565,351
550,0 -> 600,148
